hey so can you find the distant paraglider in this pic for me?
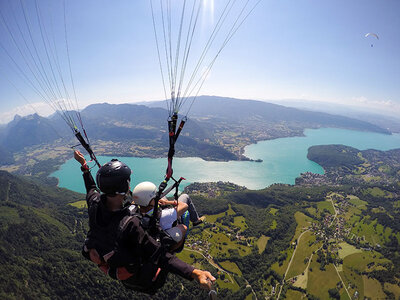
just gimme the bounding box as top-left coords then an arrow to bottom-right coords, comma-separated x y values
365,32 -> 379,47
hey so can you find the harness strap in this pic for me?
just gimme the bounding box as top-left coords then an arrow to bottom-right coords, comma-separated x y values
74,129 -> 101,167
152,114 -> 186,231
152,268 -> 162,282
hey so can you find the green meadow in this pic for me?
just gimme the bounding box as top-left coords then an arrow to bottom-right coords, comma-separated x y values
69,200 -> 87,209
286,231 -> 320,279
208,231 -> 251,257
285,289 -> 304,299
205,205 -> 235,223
233,215 -> 248,231
256,235 -> 270,254
316,200 -> 335,215
337,242 -> 361,259
293,211 -> 313,240
270,219 -> 277,229
219,261 -> 242,276
350,216 -> 392,245
269,207 -> 278,215
272,248 -> 294,277
347,195 -> 367,208
344,251 -> 389,272
307,259 -> 341,299
385,283 -> 400,297
363,187 -> 394,198
363,276 -> 386,299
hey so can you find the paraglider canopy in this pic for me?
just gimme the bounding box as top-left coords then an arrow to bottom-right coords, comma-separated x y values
365,32 -> 379,47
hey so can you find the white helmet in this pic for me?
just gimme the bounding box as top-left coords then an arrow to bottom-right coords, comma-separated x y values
131,181 -> 157,206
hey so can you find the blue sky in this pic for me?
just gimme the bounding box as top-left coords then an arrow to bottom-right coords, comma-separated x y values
0,0 -> 399,123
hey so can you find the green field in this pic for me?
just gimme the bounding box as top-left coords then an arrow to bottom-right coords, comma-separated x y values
306,206 -> 317,217
341,264 -> 364,299
347,195 -> 367,209
269,207 -> 278,215
69,200 -> 87,209
177,248 -> 203,265
350,216 -> 391,245
384,282 -> 400,297
206,205 -> 235,223
285,289 -> 304,299
271,212 -> 315,277
257,235 -> 270,254
316,200 -> 335,215
378,164 -> 391,173
270,219 -> 277,229
180,235 -> 243,292
363,276 -> 386,299
233,216 -> 247,231
293,272 -> 307,289
363,187 -> 393,198
215,267 -> 240,291
271,211 -> 313,276
307,259 -> 341,299
362,175 -> 383,182
272,248 -> 294,277
337,242 -> 362,259
346,208 -> 362,226
339,251 -> 391,299
286,231 -> 320,279
343,252 -> 389,273
219,261 -> 242,276
216,276 -> 240,291
208,231 -> 251,257
293,211 -> 313,240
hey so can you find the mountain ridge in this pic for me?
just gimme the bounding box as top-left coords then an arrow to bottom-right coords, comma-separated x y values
0,96 -> 391,160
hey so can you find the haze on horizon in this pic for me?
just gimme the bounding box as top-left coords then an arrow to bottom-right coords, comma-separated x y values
0,0 -> 399,124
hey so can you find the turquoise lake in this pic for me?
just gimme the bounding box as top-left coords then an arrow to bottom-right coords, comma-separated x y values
51,128 -> 400,193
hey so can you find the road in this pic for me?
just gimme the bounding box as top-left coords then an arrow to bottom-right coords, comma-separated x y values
276,229 -> 310,299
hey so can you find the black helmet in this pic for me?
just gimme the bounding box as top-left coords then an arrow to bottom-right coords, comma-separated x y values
96,159 -> 132,194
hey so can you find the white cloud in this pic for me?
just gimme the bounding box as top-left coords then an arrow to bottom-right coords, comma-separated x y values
348,96 -> 400,116
352,96 -> 368,104
0,102 -> 54,124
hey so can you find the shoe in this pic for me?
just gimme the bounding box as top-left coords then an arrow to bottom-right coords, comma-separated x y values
193,216 -> 206,226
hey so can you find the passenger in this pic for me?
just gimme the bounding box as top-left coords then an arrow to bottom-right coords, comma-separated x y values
132,181 -> 204,230
74,150 -> 215,295
131,181 -> 198,252
161,193 -> 206,226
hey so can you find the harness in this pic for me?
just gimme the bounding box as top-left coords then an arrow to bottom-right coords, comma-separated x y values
82,199 -> 171,294
83,199 -> 137,278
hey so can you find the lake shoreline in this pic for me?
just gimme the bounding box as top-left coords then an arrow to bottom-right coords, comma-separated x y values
52,128 -> 400,194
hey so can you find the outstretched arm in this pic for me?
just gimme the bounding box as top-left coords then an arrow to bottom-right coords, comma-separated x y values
74,150 -> 99,206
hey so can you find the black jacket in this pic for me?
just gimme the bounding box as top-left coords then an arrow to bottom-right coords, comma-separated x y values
82,171 -> 194,288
